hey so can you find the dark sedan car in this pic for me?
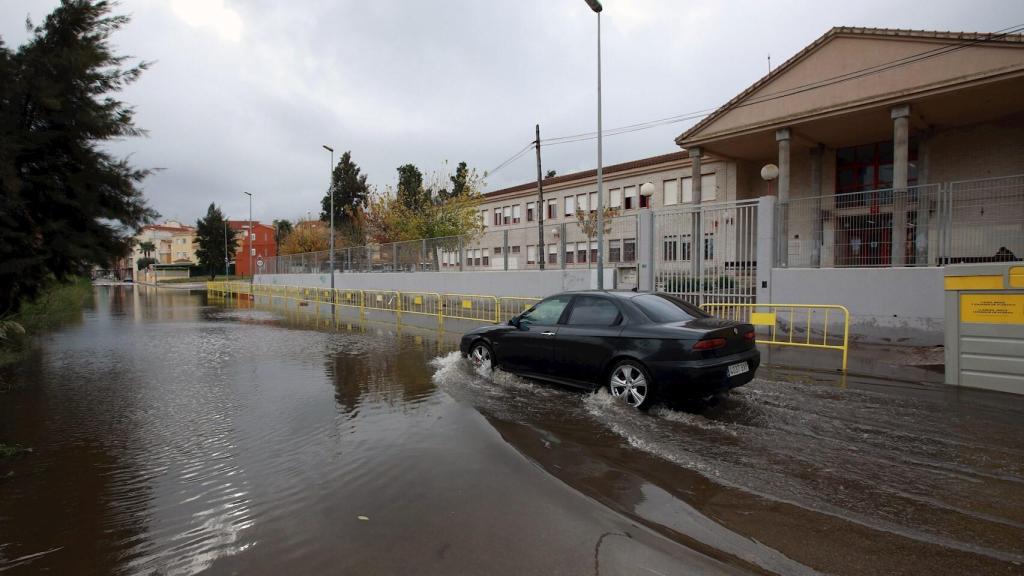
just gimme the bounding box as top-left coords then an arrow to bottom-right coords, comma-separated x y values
460,291 -> 759,409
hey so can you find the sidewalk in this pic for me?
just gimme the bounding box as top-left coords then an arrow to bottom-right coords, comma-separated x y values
758,342 -> 944,385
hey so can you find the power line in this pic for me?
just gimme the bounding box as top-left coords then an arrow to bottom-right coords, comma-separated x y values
486,142 -> 534,176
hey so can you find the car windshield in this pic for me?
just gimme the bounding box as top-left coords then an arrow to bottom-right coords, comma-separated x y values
633,294 -> 708,324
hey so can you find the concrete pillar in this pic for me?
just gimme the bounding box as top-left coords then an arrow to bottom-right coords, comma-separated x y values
776,128 -> 791,267
891,104 -> 910,267
502,229 -> 509,271
917,133 -> 931,265
810,144 -> 824,267
689,146 -> 703,281
756,195 -> 777,306
637,209 -> 655,291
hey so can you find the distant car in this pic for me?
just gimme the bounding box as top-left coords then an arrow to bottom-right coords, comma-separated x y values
460,291 -> 759,410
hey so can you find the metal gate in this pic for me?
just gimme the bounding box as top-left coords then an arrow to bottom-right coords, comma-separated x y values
652,199 -> 758,306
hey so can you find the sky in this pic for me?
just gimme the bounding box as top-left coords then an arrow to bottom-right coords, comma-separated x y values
2,0 -> 1023,225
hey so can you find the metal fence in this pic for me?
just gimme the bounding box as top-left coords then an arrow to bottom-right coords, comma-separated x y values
653,200 -> 759,305
780,175 -> 1024,268
265,213 -> 640,279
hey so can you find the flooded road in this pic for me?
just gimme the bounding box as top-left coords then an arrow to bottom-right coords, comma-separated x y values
1,286 -> 1022,575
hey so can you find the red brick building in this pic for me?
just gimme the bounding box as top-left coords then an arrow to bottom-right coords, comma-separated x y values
228,221 -> 276,276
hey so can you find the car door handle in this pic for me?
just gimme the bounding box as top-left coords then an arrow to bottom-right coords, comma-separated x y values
541,331 -> 555,336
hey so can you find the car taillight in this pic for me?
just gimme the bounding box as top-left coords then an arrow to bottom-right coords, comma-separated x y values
743,330 -> 756,341
693,337 -> 727,351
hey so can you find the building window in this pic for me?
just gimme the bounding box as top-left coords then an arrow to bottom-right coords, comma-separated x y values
527,202 -> 535,222
527,245 -> 537,265
704,237 -> 714,260
624,186 -> 636,210
639,191 -> 650,209
564,196 -> 575,217
503,206 -> 511,225
511,245 -> 521,254
610,188 -> 622,209
835,140 -> 918,207
547,199 -> 557,220
589,191 -> 598,212
589,241 -> 598,263
663,236 -> 678,261
664,179 -> 679,205
565,249 -> 575,264
512,204 -> 521,224
493,208 -> 502,226
576,242 -> 587,264
623,238 -> 636,262
681,174 -> 717,202
474,249 -> 482,267
494,246 -> 502,255
608,239 -> 621,263
482,248 -> 490,267
547,244 -> 557,265
576,193 -> 587,213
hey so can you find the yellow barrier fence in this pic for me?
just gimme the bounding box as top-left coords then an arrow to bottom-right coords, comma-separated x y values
700,302 -> 850,371
206,282 -> 539,328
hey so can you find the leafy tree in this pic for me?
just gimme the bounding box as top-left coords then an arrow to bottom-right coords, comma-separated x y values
136,256 -> 156,270
272,219 -> 293,254
138,241 -> 156,258
0,0 -> 156,314
320,151 -> 369,244
434,161 -> 470,203
194,203 -> 236,279
279,219 -> 329,255
575,206 -> 619,268
545,170 -> 557,179
396,164 -> 429,212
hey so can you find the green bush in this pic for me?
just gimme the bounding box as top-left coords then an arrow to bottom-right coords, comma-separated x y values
1,277 -> 91,368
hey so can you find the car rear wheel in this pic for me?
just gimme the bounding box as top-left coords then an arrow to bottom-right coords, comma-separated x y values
469,341 -> 493,371
609,360 -> 655,410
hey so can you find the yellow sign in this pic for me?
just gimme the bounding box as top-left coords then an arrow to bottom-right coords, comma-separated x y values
413,296 -> 423,305
462,300 -> 473,309
960,294 -> 1024,324
749,312 -> 777,326
944,275 -> 1004,291
1010,267 -> 1024,289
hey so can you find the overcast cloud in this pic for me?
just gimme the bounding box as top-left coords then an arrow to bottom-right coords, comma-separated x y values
3,0 -> 1022,225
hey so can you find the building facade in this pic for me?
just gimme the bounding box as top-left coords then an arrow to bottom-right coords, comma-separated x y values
228,221 -> 277,277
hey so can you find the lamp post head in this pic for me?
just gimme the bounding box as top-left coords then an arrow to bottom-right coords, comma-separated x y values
243,191 -> 252,197
322,145 -> 334,153
551,227 -> 560,236
584,0 -> 603,12
760,164 -> 779,181
639,182 -> 655,198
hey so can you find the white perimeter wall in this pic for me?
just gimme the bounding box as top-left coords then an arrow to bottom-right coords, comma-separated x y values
256,268 -> 615,299
770,267 -> 946,346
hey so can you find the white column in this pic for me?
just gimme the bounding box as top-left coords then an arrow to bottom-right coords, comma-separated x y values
776,128 -> 791,267
891,104 -> 910,267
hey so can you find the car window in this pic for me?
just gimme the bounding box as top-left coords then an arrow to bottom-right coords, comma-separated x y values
633,294 -> 709,323
521,295 -> 571,326
566,296 -> 620,326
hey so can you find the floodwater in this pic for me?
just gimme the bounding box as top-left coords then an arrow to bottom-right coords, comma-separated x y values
1,287 -> 1022,576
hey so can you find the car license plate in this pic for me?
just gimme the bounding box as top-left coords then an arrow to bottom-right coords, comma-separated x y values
727,362 -> 749,377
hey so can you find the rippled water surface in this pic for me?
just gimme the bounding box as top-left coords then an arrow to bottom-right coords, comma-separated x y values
1,286 -> 1022,576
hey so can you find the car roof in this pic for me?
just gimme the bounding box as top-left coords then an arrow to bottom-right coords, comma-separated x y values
557,290 -> 647,300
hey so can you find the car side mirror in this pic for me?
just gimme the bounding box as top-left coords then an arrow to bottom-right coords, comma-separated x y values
508,315 -> 520,327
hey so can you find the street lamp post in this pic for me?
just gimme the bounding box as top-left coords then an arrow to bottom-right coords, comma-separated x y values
223,218 -> 229,277
243,191 -> 253,291
584,0 -> 605,290
323,145 -> 335,292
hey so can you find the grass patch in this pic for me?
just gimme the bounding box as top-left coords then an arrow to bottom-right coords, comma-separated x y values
0,443 -> 30,458
1,277 -> 92,369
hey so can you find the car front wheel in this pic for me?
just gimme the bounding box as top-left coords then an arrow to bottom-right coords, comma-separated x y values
469,341 -> 494,371
609,360 -> 655,410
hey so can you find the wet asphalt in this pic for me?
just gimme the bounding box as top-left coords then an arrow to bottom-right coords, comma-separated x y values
0,286 -> 1021,575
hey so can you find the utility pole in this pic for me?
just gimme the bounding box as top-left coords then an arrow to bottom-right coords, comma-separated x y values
535,124 -> 545,270
244,192 -> 253,291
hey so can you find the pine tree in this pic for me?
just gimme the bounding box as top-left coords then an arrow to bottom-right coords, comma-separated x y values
194,204 -> 237,279
0,0 -> 156,314
320,151 -> 369,245
396,164 -> 429,212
